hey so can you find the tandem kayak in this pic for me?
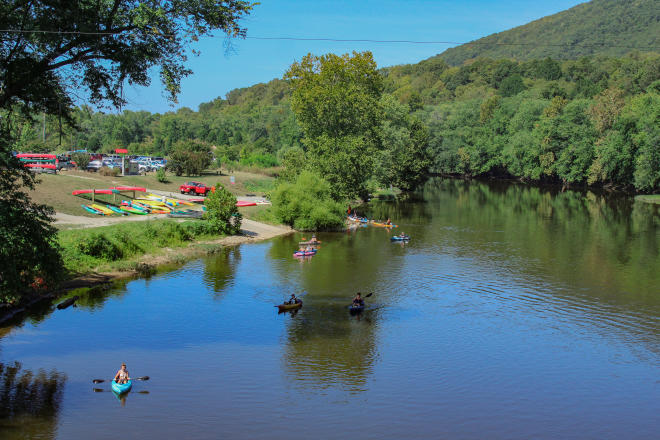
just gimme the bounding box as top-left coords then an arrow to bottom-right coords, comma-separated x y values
111,380 -> 132,394
277,302 -> 302,311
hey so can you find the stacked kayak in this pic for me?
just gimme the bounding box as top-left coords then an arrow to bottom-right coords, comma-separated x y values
111,380 -> 132,395
120,205 -> 148,215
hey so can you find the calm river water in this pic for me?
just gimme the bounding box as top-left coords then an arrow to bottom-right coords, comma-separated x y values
1,179 -> 659,439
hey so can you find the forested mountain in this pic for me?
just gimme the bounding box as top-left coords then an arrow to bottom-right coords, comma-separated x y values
439,0 -> 660,65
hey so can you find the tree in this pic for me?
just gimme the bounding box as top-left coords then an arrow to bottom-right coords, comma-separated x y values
271,171 -> 346,231
284,51 -> 383,200
167,140 -> 212,176
0,1 -> 254,302
204,183 -> 242,235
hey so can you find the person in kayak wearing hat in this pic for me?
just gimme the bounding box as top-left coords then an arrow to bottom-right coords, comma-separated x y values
114,363 -> 130,384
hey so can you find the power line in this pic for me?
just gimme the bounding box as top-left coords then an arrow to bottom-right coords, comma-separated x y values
1,28 -> 658,51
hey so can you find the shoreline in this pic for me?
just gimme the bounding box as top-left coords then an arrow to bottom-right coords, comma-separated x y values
0,218 -> 293,325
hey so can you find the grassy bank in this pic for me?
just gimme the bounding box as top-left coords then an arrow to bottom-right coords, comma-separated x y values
28,169 -> 275,217
58,219 -> 221,274
635,195 -> 660,205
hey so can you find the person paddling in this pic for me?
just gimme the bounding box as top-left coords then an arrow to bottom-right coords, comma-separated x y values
288,294 -> 302,305
114,363 -> 130,384
352,292 -> 364,307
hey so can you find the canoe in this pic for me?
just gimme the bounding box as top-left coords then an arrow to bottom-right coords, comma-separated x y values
277,302 -> 302,311
372,222 -> 398,228
349,305 -> 365,314
391,236 -> 410,241
111,380 -> 132,394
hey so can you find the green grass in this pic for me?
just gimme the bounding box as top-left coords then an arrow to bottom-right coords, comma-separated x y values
635,195 -> 660,205
243,178 -> 276,195
58,219 -> 219,274
239,205 -> 280,225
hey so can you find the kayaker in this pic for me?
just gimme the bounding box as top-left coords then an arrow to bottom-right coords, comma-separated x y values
114,363 -> 130,384
288,294 -> 302,305
385,218 -> 392,225
352,293 -> 364,307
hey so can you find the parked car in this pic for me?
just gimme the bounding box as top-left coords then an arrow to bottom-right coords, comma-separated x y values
87,160 -> 103,171
179,181 -> 211,196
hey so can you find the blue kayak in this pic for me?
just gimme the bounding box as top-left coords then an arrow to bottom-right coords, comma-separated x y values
390,235 -> 410,241
111,380 -> 132,394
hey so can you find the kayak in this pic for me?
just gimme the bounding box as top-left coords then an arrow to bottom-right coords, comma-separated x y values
294,250 -> 317,257
236,201 -> 257,207
349,305 -> 365,314
120,205 -> 147,215
111,380 -> 132,394
82,204 -> 104,215
299,240 -> 321,245
391,235 -> 410,241
90,204 -> 115,215
372,222 -> 398,228
277,302 -> 302,311
106,205 -> 127,215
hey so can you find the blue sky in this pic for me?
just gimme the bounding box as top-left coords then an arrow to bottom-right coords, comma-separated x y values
120,0 -> 587,113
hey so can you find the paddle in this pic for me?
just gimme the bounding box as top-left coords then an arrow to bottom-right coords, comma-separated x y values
92,376 -> 149,384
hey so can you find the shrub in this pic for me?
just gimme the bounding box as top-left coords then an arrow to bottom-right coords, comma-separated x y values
156,167 -> 169,183
204,183 -> 242,234
271,170 -> 346,231
110,230 -> 143,256
71,152 -> 90,169
76,233 -> 123,260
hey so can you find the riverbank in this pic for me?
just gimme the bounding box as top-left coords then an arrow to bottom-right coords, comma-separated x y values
0,218 -> 292,325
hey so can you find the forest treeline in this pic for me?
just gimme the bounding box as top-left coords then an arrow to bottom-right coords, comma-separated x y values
17,52 -> 660,191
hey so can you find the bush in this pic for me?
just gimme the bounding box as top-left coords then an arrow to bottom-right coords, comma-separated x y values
99,166 -> 120,176
71,152 -> 90,169
76,233 -> 123,260
204,183 -> 242,234
271,170 -> 346,231
110,230 -> 143,256
156,167 -> 169,183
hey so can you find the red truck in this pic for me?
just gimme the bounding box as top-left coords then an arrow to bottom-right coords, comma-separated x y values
179,181 -> 212,196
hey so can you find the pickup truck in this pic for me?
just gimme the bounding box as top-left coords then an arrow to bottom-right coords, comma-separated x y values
179,181 -> 211,196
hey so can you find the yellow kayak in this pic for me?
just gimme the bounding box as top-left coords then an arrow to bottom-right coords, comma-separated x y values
371,222 -> 398,228
90,204 -> 114,215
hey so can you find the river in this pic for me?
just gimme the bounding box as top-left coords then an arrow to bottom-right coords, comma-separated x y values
1,178 -> 658,439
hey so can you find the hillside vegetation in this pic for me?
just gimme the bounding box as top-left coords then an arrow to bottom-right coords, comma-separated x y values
438,0 -> 660,65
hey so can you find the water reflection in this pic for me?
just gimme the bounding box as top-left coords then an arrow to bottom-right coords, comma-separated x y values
0,361 -> 66,439
203,246 -> 241,294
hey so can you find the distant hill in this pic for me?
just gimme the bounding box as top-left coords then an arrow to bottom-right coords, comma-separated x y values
439,0 -> 660,65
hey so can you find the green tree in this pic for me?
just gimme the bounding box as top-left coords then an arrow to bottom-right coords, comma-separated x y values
204,183 -> 242,235
271,171 -> 346,231
0,1 -> 254,302
284,51 -> 383,199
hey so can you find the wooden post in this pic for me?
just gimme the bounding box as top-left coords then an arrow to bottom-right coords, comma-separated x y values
92,189 -> 95,203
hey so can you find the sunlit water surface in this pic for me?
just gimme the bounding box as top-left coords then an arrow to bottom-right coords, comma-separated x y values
1,179 -> 658,439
